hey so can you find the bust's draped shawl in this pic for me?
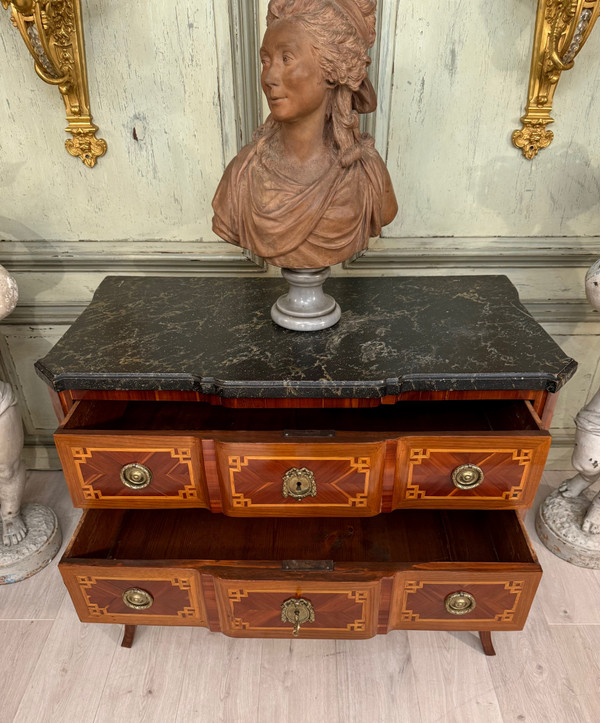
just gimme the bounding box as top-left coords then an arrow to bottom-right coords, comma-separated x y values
212,142 -> 388,268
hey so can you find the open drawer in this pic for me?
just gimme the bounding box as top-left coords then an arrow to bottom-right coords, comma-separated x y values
59,508 -> 541,638
54,399 -> 550,512
392,400 -> 551,509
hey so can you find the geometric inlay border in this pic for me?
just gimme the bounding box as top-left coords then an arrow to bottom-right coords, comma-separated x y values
225,584 -> 374,634
71,446 -> 198,501
405,447 -> 534,502
227,455 -> 373,508
75,572 -> 202,620
400,579 -> 525,624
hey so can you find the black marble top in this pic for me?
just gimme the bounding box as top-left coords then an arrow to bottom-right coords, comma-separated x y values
35,275 -> 577,397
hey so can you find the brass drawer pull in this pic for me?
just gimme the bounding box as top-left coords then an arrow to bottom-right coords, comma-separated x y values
451,464 -> 484,490
445,591 -> 476,616
282,467 -> 317,500
281,597 -> 315,636
120,462 -> 152,489
122,587 -> 154,610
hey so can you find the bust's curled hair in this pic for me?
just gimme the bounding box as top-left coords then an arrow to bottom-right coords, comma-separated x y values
256,0 -> 378,168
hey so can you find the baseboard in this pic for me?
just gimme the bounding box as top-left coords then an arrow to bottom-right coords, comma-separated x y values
23,443 -> 60,471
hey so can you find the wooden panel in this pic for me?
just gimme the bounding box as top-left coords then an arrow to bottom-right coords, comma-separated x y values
0,1 -> 230,242
59,565 -> 206,627
0,325 -> 67,434
383,2 -> 600,240
215,442 -> 385,516
394,434 -> 551,509
54,433 -> 208,509
214,579 -> 380,639
389,570 -> 541,632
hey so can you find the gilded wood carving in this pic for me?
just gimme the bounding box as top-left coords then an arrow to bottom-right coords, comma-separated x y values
514,0 -> 600,158
1,0 -> 106,166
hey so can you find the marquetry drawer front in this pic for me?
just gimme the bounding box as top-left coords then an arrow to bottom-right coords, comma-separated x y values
215,442 -> 385,516
59,566 -> 206,626
393,435 -> 551,509
54,435 -> 207,508
389,571 -> 541,631
214,579 -> 380,639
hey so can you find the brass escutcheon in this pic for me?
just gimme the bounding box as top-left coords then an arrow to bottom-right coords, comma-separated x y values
282,467 -> 317,500
120,462 -> 152,490
445,591 -> 477,616
122,587 -> 154,610
281,597 -> 315,636
451,464 -> 484,490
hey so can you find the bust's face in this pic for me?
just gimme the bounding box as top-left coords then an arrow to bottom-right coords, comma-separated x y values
260,19 -> 328,124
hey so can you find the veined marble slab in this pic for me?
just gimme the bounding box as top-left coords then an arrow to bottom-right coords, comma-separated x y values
35,275 -> 576,398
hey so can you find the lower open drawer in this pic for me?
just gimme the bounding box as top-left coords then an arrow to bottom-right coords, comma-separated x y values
59,508 -> 541,638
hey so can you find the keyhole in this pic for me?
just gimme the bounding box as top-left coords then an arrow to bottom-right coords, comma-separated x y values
296,481 -> 303,491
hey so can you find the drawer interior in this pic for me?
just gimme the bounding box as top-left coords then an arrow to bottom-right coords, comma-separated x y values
61,399 -> 543,434
65,509 -> 536,566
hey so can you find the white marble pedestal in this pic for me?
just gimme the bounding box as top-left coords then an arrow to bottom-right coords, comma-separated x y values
0,503 -> 62,584
536,490 -> 600,569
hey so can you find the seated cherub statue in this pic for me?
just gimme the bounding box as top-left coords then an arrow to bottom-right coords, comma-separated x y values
0,265 -> 26,546
0,381 -> 26,546
559,389 -> 600,534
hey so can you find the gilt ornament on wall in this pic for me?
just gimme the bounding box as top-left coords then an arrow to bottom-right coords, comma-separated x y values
513,0 -> 600,159
1,0 -> 106,167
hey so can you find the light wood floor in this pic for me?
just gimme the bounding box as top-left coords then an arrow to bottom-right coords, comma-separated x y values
1,470 -> 599,723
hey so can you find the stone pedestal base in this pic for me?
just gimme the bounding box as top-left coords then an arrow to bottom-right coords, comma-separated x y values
271,267 -> 341,332
0,503 -> 62,584
536,490 -> 600,569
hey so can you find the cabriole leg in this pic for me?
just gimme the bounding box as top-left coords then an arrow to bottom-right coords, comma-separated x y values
479,630 -> 496,656
121,624 -> 137,648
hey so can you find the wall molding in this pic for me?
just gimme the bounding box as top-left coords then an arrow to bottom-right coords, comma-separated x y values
525,301 -> 598,325
370,0 -> 399,157
2,237 -> 596,273
23,442 -> 59,471
3,300 -> 595,328
344,237 -> 600,269
1,305 -> 87,325
0,241 -> 267,273
228,0 -> 262,150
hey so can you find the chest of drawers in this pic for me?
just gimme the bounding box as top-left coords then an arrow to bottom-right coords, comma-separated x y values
36,275 -> 576,654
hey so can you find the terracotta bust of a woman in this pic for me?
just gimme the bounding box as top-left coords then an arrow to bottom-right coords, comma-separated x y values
212,0 -> 397,269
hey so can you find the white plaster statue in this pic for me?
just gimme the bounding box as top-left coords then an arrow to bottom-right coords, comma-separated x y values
0,265 -> 26,546
0,265 -> 61,583
558,390 -> 600,534
558,259 -> 600,534
536,259 -> 600,568
0,381 -> 27,545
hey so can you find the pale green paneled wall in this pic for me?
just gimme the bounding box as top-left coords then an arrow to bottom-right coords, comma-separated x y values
0,0 -> 598,469
0,1 -> 234,241
385,1 -> 600,238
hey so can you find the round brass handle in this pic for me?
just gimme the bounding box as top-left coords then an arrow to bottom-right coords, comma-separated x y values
120,462 -> 152,490
451,464 -> 484,490
445,591 -> 477,616
282,467 -> 317,500
281,597 -> 315,636
122,587 -> 154,610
